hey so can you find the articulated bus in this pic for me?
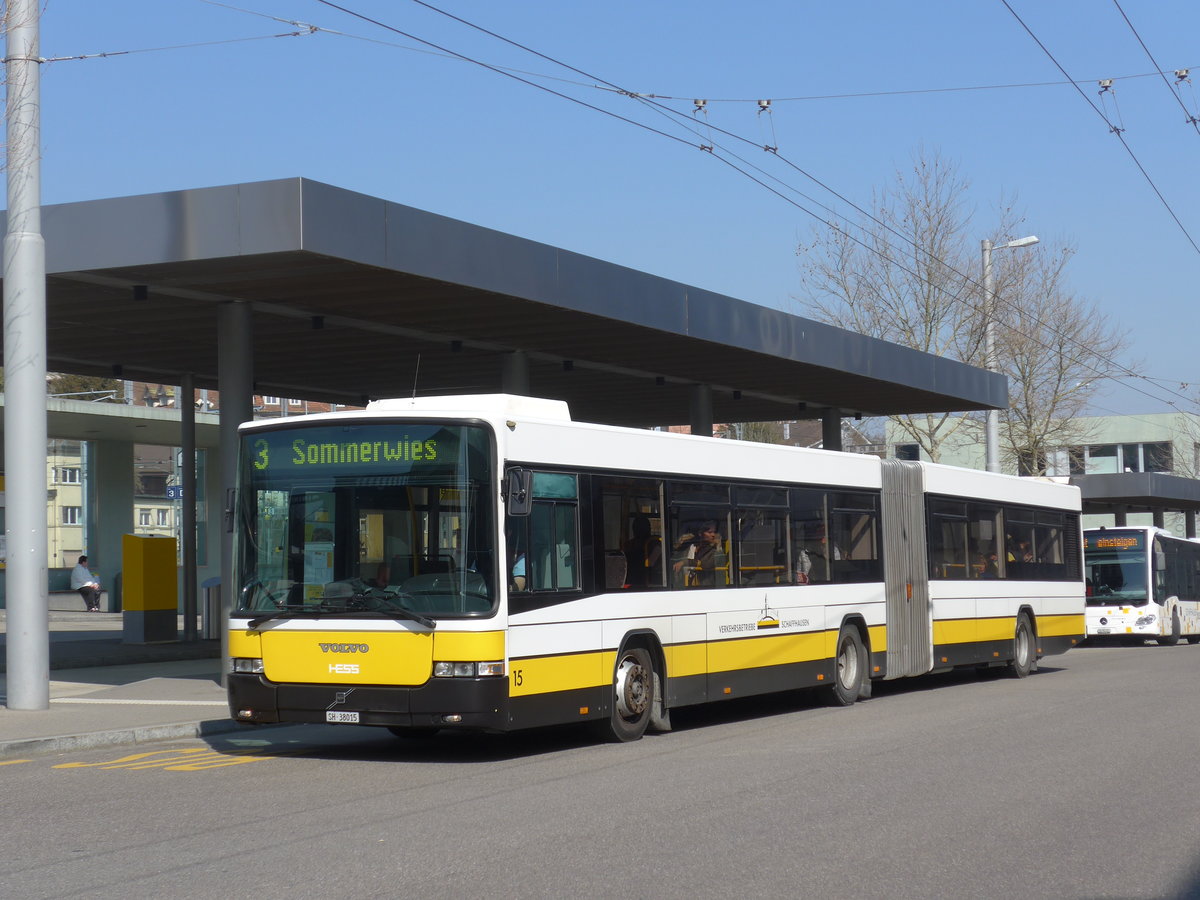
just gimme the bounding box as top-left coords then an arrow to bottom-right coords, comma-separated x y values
1084,526 -> 1200,645
228,395 -> 1085,742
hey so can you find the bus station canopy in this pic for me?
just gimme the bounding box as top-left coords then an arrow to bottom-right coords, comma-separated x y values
1073,473 -> 1200,518
8,178 -> 1004,428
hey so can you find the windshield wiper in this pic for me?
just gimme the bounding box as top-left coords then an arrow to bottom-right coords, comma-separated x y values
247,596 -> 435,630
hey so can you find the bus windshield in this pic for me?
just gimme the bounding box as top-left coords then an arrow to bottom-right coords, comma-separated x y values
1084,531 -> 1149,606
235,421 -> 496,618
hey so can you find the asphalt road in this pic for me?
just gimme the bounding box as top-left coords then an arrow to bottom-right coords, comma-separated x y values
4,642 -> 1199,900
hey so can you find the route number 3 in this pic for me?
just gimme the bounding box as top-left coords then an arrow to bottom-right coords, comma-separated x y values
253,439 -> 269,471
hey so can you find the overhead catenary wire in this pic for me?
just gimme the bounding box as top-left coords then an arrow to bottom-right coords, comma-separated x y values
308,0 -> 1192,414
29,3 -> 1200,416
999,0 -> 1200,258
84,0 -> 1183,414
41,29 -> 315,63
1111,0 -> 1200,135
385,0 -> 1187,409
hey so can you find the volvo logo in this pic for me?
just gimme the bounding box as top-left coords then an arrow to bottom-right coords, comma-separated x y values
319,643 -> 370,653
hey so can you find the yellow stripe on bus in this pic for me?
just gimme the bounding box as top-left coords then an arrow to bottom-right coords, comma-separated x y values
665,642 -> 707,678
1036,613 -> 1085,637
229,629 -> 263,658
432,631 -> 505,660
933,613 -> 1086,645
933,618 -> 982,645
867,624 -> 887,652
976,617 -> 1015,643
509,650 -> 615,697
710,630 -> 827,673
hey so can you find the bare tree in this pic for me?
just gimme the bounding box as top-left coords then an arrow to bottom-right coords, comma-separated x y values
796,149 -> 979,462
798,147 -> 1135,471
986,245 -> 1130,474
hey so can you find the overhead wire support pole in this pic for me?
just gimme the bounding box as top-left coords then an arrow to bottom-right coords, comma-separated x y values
981,235 -> 1039,475
4,0 -> 50,710
981,240 -> 1000,474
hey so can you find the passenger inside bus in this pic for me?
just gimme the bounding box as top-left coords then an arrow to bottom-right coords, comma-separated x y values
673,521 -> 725,587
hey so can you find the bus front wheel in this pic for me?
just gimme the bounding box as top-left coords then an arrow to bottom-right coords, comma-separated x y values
596,646 -> 654,742
827,625 -> 866,706
1009,613 -> 1035,678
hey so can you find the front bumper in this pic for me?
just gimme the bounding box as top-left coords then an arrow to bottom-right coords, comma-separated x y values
228,673 -> 510,731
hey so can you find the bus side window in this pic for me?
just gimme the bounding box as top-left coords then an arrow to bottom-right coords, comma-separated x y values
596,476 -> 666,591
829,492 -> 881,583
525,472 -> 580,593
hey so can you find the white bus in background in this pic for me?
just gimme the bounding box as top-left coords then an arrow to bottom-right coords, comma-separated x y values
1084,526 -> 1200,645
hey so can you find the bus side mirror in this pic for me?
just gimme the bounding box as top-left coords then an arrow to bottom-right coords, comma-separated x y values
506,468 -> 532,517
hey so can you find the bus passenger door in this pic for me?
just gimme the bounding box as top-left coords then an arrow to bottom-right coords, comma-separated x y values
880,460 -> 933,678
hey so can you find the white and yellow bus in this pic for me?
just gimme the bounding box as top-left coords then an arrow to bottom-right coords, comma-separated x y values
1084,526 -> 1200,645
228,395 -> 1085,741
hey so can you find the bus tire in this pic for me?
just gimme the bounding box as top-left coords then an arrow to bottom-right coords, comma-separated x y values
827,625 -> 866,706
596,645 -> 654,742
1009,613 -> 1035,678
1157,610 -> 1181,646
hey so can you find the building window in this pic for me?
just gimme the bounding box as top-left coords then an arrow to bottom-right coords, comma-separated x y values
261,396 -> 279,406
1142,442 -> 1172,473
56,467 -> 81,484
156,509 -> 169,527
288,398 -> 302,407
61,507 -> 81,525
138,509 -> 151,526
1069,442 -> 1175,475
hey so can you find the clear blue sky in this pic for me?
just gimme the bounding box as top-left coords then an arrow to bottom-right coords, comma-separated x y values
31,0 -> 1200,416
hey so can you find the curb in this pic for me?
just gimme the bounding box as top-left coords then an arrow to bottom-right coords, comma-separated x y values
0,718 -> 262,760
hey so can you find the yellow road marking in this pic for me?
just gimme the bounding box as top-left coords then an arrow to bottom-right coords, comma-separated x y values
53,747 -> 300,771
0,759 -> 31,766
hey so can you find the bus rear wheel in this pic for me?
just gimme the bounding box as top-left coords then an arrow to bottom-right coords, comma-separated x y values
1009,613 -> 1035,678
595,646 -> 654,742
1157,610 -> 1181,646
827,625 -> 866,706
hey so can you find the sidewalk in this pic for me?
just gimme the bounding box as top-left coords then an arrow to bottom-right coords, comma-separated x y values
0,610 -> 253,759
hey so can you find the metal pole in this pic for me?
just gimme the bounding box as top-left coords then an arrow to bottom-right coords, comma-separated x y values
218,302 -> 254,686
822,408 -> 843,452
181,374 -> 198,641
4,0 -> 49,710
982,239 -> 1000,474
689,384 -> 713,437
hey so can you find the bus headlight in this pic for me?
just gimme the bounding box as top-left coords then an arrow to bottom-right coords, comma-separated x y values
433,661 -> 505,677
230,657 -> 264,675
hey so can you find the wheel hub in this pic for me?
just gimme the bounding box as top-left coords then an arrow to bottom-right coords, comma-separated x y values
615,656 -> 649,718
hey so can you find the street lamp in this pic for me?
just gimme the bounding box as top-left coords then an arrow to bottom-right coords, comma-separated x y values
982,234 -> 1038,474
